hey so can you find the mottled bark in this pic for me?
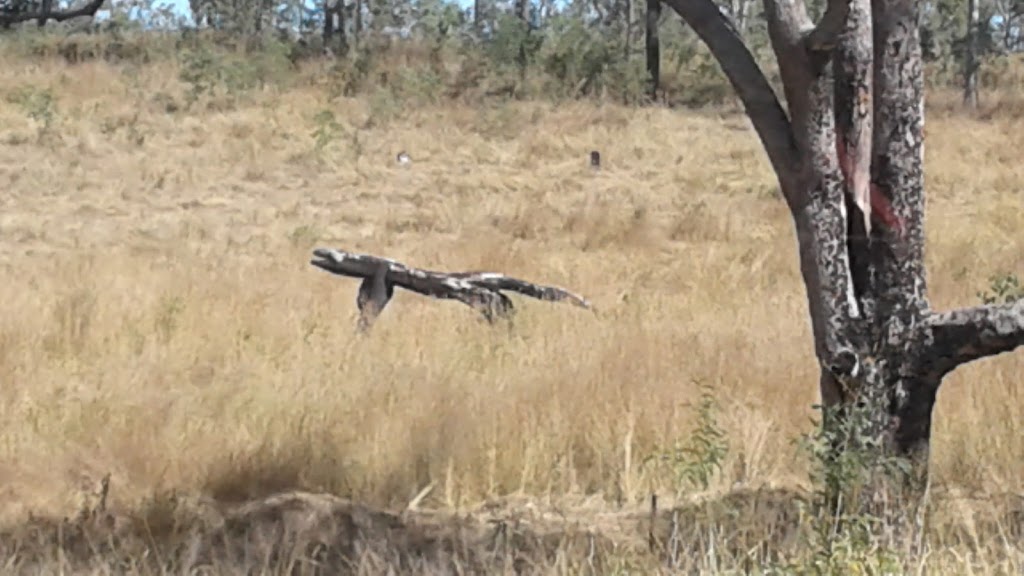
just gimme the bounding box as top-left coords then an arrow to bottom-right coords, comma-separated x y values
310,249 -> 592,332
924,300 -> 1024,376
860,0 -> 933,468
658,0 -> 1024,493
832,0 -> 873,238
829,0 -> 874,412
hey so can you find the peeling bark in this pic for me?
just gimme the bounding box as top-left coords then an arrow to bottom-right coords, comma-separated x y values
832,0 -> 873,237
310,249 -> 592,332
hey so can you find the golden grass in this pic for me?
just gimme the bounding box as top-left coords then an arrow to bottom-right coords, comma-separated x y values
0,54 -> 1022,571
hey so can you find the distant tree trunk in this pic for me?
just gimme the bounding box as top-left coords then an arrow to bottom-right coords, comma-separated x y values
660,0 -> 1024,520
645,0 -> 660,99
516,0 -> 528,23
354,0 -> 362,49
515,0 -> 530,84
323,0 -> 333,44
323,0 -> 347,54
964,0 -> 980,108
36,0 -> 51,27
625,0 -> 633,59
732,0 -> 750,35
474,0 -> 481,30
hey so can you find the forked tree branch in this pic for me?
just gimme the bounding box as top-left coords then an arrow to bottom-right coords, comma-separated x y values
0,0 -> 105,26
924,300 -> 1024,376
805,0 -> 854,51
666,0 -> 866,374
661,0 -> 799,193
310,248 -> 593,332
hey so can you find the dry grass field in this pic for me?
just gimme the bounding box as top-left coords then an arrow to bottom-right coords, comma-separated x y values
0,49 -> 1023,573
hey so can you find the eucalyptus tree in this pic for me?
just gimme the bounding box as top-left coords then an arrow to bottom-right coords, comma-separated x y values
659,0 -> 1024,505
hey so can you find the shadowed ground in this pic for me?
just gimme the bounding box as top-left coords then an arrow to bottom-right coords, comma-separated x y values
0,487 -> 810,574
5,485 -> 1024,574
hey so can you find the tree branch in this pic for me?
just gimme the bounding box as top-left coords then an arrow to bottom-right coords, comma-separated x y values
805,0 -> 853,51
661,0 -> 799,191
665,0 -> 870,382
924,300 -> 1024,375
310,248 -> 592,332
0,0 -> 105,26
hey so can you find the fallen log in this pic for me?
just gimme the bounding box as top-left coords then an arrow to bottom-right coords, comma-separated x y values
310,248 -> 593,332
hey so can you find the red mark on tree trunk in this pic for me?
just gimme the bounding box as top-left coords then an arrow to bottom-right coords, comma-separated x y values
836,137 -> 906,237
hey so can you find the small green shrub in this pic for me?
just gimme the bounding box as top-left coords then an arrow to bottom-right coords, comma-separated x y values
978,272 -> 1024,304
643,382 -> 728,496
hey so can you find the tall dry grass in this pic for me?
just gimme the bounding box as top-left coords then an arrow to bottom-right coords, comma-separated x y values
0,51 -> 1022,571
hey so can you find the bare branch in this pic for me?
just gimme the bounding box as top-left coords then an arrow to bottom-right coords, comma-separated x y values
661,0 -> 799,189
0,0 -> 105,26
310,248 -> 592,332
805,0 -> 853,51
924,300 -> 1024,375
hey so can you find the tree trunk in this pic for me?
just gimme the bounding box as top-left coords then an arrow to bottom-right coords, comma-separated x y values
329,0 -> 346,55
354,0 -> 362,49
645,0 -> 660,100
36,0 -> 50,27
625,0 -> 632,60
659,0 -> 1024,514
322,0 -> 337,47
516,0 -> 528,24
516,0 -> 530,84
964,0 -> 980,109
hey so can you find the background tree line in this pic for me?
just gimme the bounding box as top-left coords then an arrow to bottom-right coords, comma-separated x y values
1,0 -> 1021,108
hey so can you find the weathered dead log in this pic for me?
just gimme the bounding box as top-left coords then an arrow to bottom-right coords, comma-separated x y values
310,248 -> 593,332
